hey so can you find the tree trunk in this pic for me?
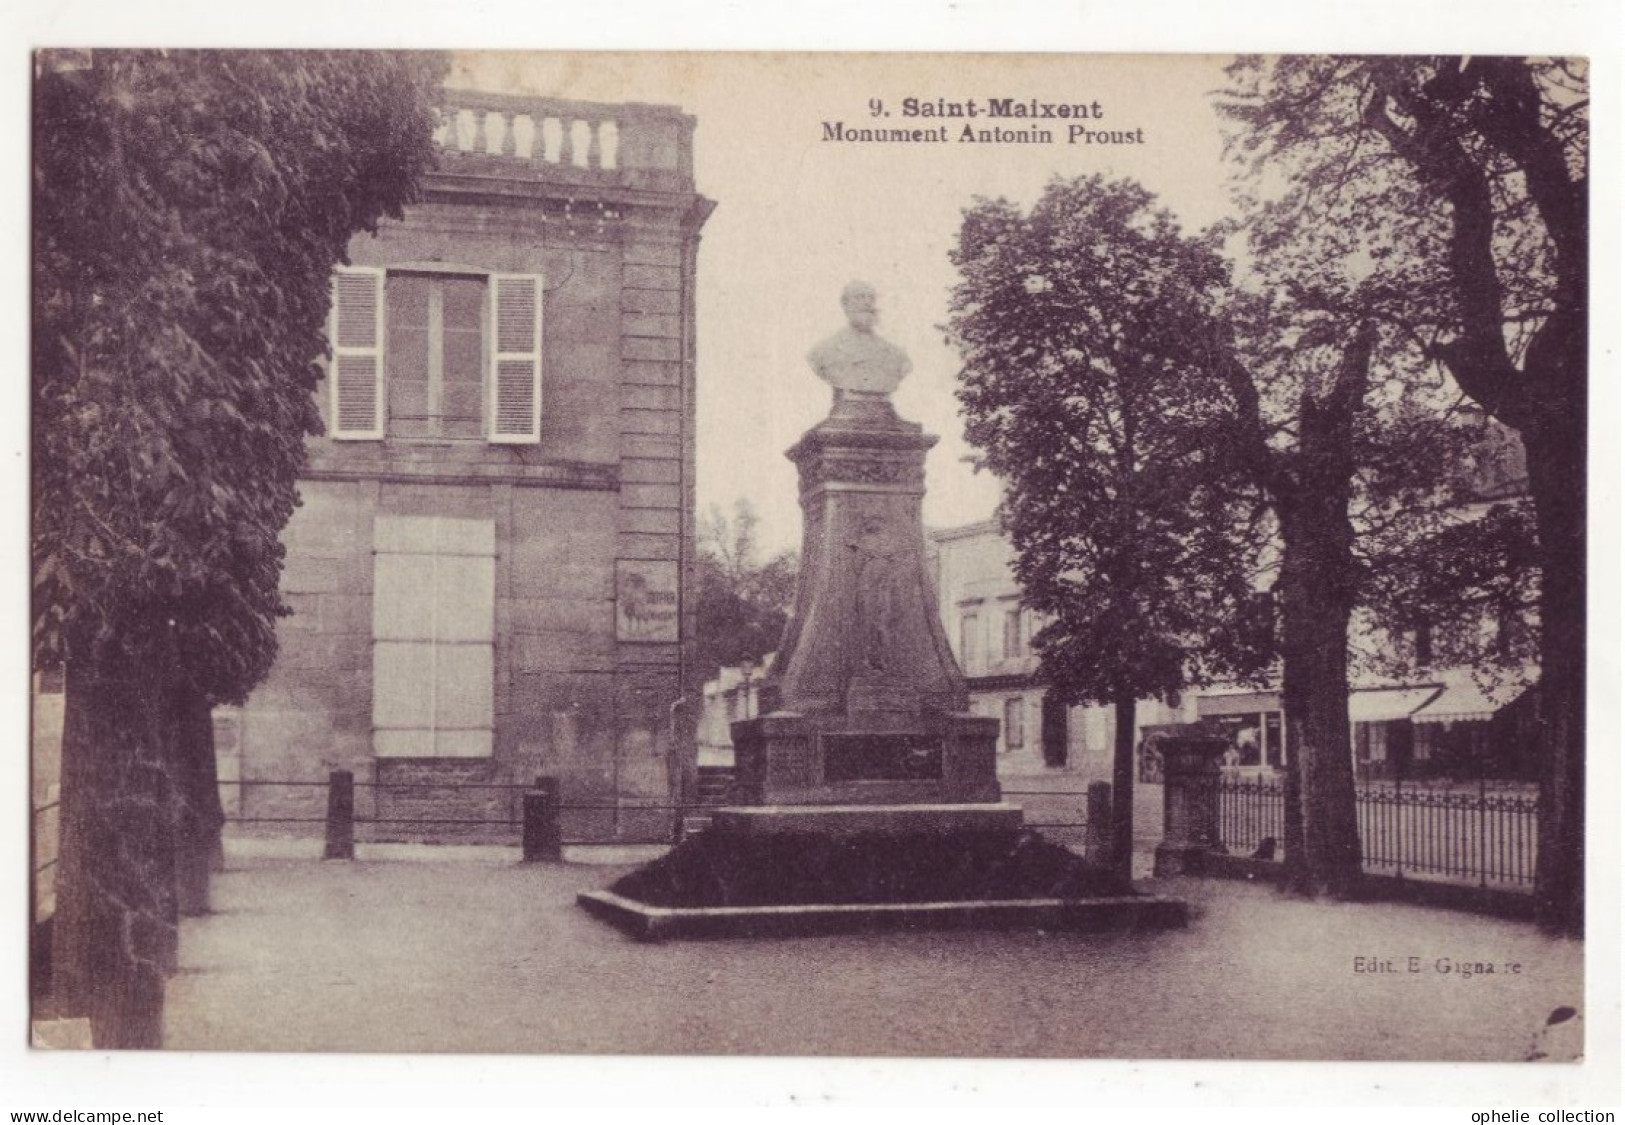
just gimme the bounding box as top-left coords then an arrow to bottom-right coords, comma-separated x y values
1279,701 -> 1307,891
50,659 -> 175,1049
165,687 -> 223,917
1524,419 -> 1585,936
1278,513 -> 1363,899
1111,689 -> 1137,883
1273,365 -> 1369,898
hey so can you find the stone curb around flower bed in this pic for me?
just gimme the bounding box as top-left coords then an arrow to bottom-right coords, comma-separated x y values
576,889 -> 1191,942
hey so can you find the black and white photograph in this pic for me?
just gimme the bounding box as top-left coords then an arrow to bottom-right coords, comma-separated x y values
13,5 -> 1620,1113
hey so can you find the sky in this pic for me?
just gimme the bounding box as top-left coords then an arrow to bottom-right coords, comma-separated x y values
453,52 -> 1239,555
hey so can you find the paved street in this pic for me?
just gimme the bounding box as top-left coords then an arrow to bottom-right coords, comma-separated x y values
162,841 -> 1582,1061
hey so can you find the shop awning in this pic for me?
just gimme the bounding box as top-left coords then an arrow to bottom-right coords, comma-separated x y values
1411,678 -> 1529,724
1347,685 -> 1441,723
1197,691 -> 1279,717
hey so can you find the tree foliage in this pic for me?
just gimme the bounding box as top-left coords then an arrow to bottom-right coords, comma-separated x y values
1220,56 -> 1585,423
694,500 -> 798,686
949,176 -> 1271,706
34,49 -> 446,700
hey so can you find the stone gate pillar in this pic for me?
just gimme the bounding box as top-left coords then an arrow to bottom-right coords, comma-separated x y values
1152,736 -> 1230,876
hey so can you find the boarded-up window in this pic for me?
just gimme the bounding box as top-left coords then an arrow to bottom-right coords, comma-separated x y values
490,274 -> 542,443
372,516 -> 496,758
330,267 -> 385,439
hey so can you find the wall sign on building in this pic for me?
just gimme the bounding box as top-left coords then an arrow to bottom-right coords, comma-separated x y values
616,560 -> 680,643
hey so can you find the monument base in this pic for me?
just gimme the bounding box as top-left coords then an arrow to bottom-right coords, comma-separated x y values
730,711 -> 1002,806
577,889 -> 1190,942
577,812 -> 1189,941
711,802 -> 1024,838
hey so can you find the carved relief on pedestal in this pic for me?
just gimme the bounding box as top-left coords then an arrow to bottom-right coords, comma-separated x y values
845,495 -> 914,681
800,454 -> 921,490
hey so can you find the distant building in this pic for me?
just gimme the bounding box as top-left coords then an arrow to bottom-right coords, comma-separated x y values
926,486 -> 1538,786
926,520 -> 1190,781
698,655 -> 773,768
221,89 -> 714,841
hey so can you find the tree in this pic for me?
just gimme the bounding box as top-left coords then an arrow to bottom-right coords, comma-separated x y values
947,176 -> 1272,881
1219,57 -> 1587,934
33,49 -> 445,1045
693,500 -> 798,688
1209,188 -> 1495,897
1209,313 -> 1384,897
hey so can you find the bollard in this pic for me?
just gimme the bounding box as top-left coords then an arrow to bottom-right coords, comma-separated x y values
323,769 -> 355,860
1083,781 -> 1113,867
522,776 -> 562,862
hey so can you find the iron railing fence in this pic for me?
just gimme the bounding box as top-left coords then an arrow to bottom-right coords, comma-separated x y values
1208,775 -> 1538,889
31,797 -> 62,926
221,776 -> 732,845
35,772 -> 1538,893
1215,775 -> 1286,861
32,798 -> 61,874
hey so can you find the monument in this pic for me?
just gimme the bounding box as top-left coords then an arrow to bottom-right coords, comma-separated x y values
578,283 -> 1187,939
719,282 -> 1019,835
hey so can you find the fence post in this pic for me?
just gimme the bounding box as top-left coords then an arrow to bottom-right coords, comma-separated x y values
1152,737 -> 1229,877
1083,782 -> 1113,867
1477,774 -> 1488,888
523,777 -> 562,862
323,770 -> 355,861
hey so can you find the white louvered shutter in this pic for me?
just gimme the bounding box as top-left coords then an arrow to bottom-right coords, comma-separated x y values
330,267 -> 385,439
489,274 -> 542,443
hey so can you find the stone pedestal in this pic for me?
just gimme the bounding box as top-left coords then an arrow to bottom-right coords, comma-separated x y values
1152,736 -> 1230,876
730,709 -> 1001,806
713,802 -> 1022,838
725,395 -> 1010,830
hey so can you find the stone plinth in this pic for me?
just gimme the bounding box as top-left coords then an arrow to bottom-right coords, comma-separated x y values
729,395 -> 1006,814
730,710 -> 1000,806
1152,736 -> 1230,876
712,802 -> 1023,838
765,397 -> 966,718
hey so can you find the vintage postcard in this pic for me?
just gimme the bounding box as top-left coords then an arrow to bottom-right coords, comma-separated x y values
16,18 -> 1619,1113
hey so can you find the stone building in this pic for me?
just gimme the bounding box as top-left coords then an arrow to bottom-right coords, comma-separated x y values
221,90 -> 714,842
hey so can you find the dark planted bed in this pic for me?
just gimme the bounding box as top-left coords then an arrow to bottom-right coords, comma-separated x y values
609,828 -> 1136,909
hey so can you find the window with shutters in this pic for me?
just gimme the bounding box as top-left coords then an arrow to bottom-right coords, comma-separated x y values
330,267 -> 385,439
959,611 -> 983,675
490,275 -> 542,443
372,515 -> 496,758
1001,603 -> 1023,660
1003,697 -> 1025,751
328,266 -> 542,444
